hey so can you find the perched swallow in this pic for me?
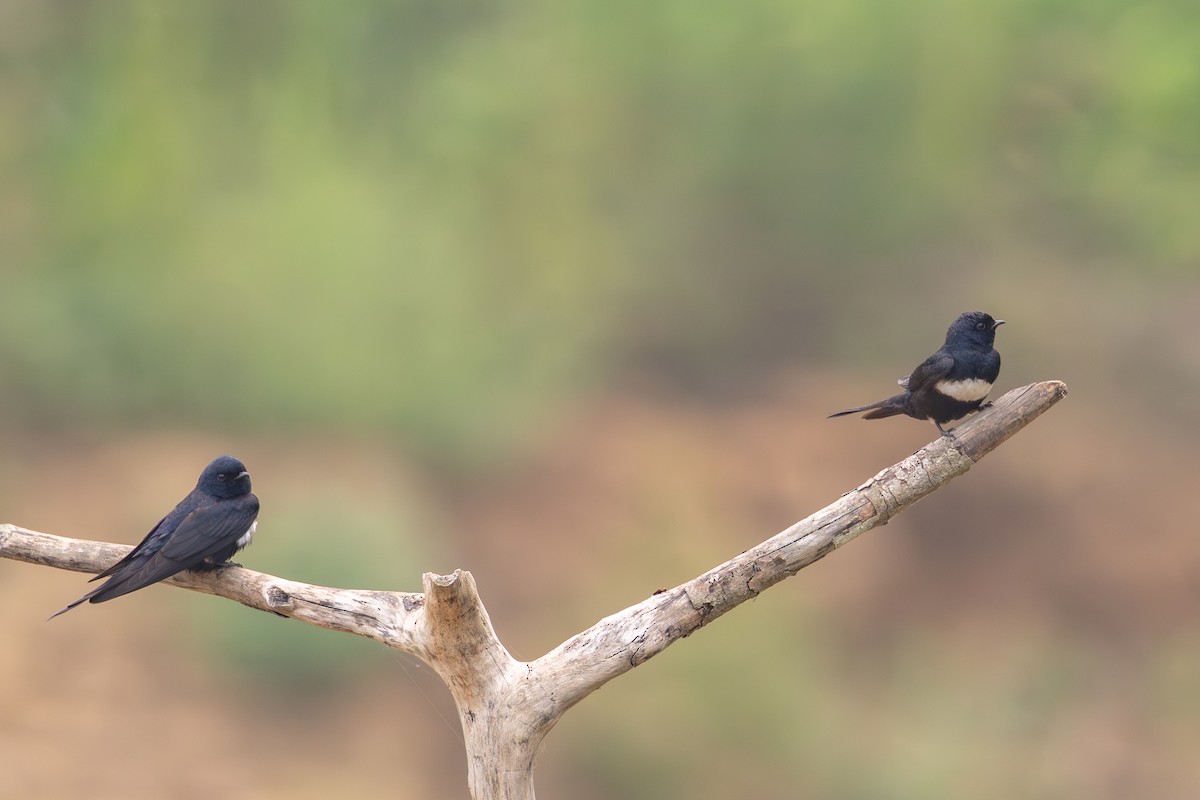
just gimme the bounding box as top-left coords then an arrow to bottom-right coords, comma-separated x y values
828,311 -> 1005,436
50,455 -> 259,619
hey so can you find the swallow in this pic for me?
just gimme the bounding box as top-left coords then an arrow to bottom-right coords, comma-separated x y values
50,455 -> 259,619
829,311 -> 1004,435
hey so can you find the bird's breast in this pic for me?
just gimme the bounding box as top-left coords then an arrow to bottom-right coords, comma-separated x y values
237,520 -> 257,549
934,377 -> 993,402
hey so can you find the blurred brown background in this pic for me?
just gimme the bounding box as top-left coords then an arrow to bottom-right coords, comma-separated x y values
2,2 -> 1199,798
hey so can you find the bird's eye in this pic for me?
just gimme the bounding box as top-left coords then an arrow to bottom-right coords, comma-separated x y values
976,322 -> 987,330
217,474 -> 227,481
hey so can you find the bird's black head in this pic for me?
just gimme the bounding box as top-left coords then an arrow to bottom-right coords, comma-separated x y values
198,455 -> 253,499
945,311 -> 1004,349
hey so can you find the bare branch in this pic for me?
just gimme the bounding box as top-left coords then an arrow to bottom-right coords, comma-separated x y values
0,525 -> 426,649
530,380 -> 1069,712
1,379 -> 1068,800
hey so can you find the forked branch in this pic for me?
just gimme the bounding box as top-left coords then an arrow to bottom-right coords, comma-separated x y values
0,380 -> 1068,800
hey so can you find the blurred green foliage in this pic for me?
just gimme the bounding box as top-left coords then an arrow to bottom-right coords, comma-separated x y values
2,0 -> 1198,462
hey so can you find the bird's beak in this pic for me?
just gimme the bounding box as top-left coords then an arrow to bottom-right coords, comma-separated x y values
237,471 -> 250,480
992,320 -> 1006,329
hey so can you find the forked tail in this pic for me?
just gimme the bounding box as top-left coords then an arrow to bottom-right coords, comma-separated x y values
827,392 -> 908,420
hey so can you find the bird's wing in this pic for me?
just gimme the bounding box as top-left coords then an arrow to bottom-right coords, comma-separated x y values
88,511 -> 174,582
88,495 -> 259,603
158,495 -> 259,564
904,352 -> 955,393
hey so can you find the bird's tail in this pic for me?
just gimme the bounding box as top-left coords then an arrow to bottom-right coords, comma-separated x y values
47,585 -> 104,620
828,393 -> 908,420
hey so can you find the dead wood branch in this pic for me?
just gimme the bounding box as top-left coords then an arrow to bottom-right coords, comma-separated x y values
1,380 -> 1068,799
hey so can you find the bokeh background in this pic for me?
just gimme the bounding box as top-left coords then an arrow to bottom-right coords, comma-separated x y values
2,1 -> 1199,798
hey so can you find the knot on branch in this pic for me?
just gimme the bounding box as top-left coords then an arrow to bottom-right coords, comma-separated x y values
266,586 -> 291,607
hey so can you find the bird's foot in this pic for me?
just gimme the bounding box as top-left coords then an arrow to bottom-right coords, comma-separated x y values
196,559 -> 242,572
980,401 -> 995,410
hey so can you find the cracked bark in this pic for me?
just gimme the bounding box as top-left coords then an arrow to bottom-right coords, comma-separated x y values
0,380 -> 1067,799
